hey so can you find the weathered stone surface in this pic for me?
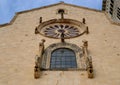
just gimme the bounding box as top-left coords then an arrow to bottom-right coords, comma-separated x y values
0,3 -> 120,85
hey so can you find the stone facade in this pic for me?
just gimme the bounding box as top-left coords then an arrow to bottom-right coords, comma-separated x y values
0,2 -> 120,85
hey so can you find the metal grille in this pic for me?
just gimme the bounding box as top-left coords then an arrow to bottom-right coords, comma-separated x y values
50,48 -> 77,69
117,7 -> 120,20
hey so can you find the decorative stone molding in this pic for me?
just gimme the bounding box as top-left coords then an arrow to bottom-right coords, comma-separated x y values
41,42 -> 87,70
87,56 -> 94,78
35,40 -> 93,79
35,18 -> 88,39
34,55 -> 40,79
82,40 -> 94,78
34,39 -> 45,79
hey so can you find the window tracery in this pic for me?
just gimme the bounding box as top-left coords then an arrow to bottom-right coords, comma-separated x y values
41,42 -> 86,70
35,19 -> 88,39
34,11 -> 93,78
50,48 -> 77,69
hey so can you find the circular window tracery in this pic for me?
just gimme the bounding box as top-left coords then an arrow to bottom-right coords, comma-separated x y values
41,23 -> 80,38
37,19 -> 87,39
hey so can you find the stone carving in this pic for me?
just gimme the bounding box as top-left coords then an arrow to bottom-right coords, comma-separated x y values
34,39 -> 45,79
58,9 -> 65,19
87,56 -> 94,78
34,39 -> 93,79
82,40 -> 94,78
36,18 -> 88,39
82,40 -> 88,48
39,17 -> 42,23
41,42 -> 85,70
35,27 -> 39,34
86,26 -> 89,34
82,18 -> 86,24
34,55 -> 40,79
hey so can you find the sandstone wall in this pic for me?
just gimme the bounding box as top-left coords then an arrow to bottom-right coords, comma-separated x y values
0,3 -> 120,85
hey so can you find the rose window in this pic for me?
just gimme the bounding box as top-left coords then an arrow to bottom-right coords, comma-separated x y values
36,19 -> 87,39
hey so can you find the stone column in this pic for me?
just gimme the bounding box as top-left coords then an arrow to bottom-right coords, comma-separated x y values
34,55 -> 40,79
87,56 -> 94,78
82,40 -> 93,78
34,39 -> 45,79
86,26 -> 89,34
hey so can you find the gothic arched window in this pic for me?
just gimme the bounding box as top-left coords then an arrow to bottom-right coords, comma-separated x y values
50,48 -> 77,69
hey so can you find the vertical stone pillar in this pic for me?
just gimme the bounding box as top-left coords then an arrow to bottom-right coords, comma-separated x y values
34,56 -> 40,79
39,17 -> 42,23
34,39 -> 45,79
86,26 -> 89,34
82,40 -> 88,67
82,40 -> 94,78
39,39 -> 45,57
87,56 -> 94,78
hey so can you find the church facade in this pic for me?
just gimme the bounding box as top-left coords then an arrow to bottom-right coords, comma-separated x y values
0,2 -> 120,85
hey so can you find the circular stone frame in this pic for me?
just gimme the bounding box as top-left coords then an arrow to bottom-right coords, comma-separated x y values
37,19 -> 88,39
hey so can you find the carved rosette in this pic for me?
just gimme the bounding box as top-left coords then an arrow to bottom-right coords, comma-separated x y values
36,19 -> 88,39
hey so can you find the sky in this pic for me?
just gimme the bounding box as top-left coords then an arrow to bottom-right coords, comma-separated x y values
0,0 -> 103,25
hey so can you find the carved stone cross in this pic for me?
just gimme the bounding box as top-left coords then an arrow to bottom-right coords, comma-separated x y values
58,9 -> 64,19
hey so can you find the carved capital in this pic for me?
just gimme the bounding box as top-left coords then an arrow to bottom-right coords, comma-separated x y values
39,39 -> 45,46
82,40 -> 88,48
